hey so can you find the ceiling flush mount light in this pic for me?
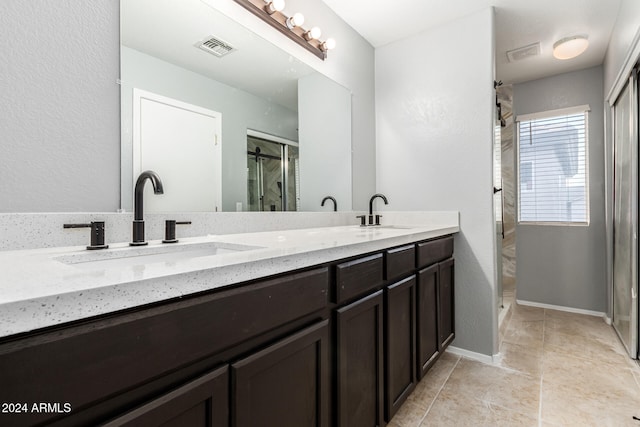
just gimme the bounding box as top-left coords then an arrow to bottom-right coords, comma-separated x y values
264,0 -> 285,15
553,35 -> 589,60
233,0 -> 336,60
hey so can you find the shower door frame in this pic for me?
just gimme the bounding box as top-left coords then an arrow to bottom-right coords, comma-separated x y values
246,130 -> 299,212
611,70 -> 639,359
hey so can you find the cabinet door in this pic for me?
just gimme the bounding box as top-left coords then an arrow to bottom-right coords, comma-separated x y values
101,366 -> 228,427
231,320 -> 329,427
438,258 -> 455,349
385,275 -> 416,421
416,264 -> 439,379
336,290 -> 384,427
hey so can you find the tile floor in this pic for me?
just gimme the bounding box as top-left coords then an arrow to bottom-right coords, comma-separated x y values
389,303 -> 640,426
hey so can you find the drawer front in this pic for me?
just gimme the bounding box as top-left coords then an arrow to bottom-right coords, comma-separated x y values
416,236 -> 453,268
385,244 -> 416,280
335,254 -> 384,303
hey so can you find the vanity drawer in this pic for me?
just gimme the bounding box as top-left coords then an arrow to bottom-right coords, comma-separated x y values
385,244 -> 416,280
335,254 -> 384,303
416,236 -> 453,268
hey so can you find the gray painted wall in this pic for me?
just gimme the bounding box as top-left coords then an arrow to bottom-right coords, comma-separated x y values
0,0 -> 375,213
514,65 -> 606,312
375,8 -> 498,356
0,0 -> 120,212
120,47 -> 298,212
298,73 -> 352,211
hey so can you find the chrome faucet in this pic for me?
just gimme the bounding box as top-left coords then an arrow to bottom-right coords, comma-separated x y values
321,196 -> 337,212
130,170 -> 164,246
368,193 -> 388,225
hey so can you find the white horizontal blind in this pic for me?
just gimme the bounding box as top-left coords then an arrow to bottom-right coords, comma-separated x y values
517,106 -> 589,224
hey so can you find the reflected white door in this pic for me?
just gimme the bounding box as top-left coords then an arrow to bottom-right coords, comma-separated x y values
133,89 -> 222,212
612,75 -> 638,358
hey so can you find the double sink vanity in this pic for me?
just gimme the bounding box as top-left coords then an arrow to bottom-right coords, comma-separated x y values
0,212 -> 458,426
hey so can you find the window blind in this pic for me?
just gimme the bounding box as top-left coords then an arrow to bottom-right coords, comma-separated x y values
517,106 -> 589,224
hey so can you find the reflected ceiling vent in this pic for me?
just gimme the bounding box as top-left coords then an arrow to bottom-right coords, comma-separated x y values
196,35 -> 236,58
506,42 -> 540,62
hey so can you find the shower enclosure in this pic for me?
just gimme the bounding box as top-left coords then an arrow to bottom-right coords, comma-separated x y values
247,133 -> 299,212
612,69 -> 639,359
613,68 -> 638,359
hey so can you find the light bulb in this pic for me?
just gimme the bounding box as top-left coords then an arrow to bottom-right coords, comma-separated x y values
304,27 -> 322,41
321,38 -> 336,51
286,13 -> 305,29
265,0 -> 285,15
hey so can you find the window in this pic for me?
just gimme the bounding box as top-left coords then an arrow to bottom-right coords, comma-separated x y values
517,105 -> 589,224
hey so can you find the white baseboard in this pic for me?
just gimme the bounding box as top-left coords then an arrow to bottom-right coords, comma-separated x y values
604,315 -> 612,325
516,299 -> 606,318
446,346 -> 501,365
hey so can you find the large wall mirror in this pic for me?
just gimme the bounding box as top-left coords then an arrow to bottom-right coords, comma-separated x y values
121,0 -> 353,213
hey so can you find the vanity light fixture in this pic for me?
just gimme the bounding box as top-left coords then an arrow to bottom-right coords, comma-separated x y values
286,12 -> 305,30
264,0 -> 285,15
233,0 -> 336,60
553,35 -> 589,60
304,26 -> 322,41
321,38 -> 336,52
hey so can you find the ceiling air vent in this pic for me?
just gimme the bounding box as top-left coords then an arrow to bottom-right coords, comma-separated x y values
196,36 -> 236,58
506,42 -> 540,62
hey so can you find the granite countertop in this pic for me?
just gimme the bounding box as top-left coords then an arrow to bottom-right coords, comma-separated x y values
0,221 -> 458,338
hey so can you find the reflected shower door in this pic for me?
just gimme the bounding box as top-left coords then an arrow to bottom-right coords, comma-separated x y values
612,75 -> 638,358
247,135 -> 296,212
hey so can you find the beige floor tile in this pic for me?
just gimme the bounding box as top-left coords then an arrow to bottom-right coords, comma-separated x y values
541,378 -> 640,427
388,400 -> 426,427
498,341 -> 543,377
407,351 -> 460,411
419,389 -> 493,427
481,403 -> 539,427
542,349 -> 640,395
544,327 -> 630,367
502,319 -> 544,349
442,358 -> 540,417
510,304 -> 545,321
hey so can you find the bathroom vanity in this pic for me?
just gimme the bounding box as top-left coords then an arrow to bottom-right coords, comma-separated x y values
0,220 -> 457,426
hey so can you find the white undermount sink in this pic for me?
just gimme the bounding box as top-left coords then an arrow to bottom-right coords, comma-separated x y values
54,241 -> 263,270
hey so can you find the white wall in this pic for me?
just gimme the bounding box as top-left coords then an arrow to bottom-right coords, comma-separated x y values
375,8 -> 497,356
0,0 -> 375,213
514,66 -> 606,313
603,0 -> 640,98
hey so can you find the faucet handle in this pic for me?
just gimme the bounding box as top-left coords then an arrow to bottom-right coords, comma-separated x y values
63,221 -> 109,250
375,215 -> 383,226
163,220 -> 192,243
356,215 -> 366,227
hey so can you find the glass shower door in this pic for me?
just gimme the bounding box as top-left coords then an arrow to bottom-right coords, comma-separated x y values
612,74 -> 638,358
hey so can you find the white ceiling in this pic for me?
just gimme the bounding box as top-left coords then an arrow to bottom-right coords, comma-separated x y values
322,0 -> 622,84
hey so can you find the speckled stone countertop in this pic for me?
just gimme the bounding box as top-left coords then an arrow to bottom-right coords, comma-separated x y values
0,216 -> 458,338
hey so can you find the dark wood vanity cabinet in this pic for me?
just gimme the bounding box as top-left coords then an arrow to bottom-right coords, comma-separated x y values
101,366 -> 230,427
232,320 -> 329,427
336,290 -> 384,427
416,237 -> 455,380
0,234 -> 455,427
384,276 -> 417,419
